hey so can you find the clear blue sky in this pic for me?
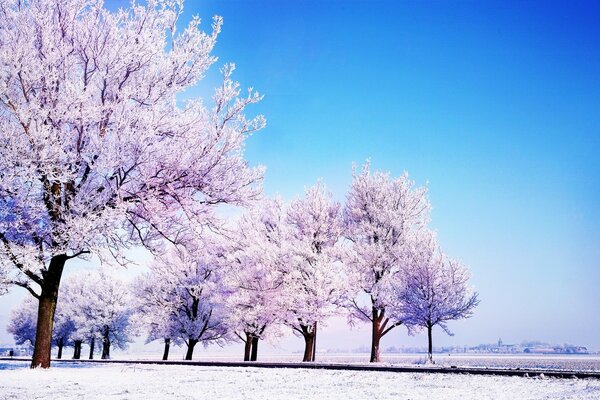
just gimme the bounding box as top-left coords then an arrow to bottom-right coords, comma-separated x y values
1,0 -> 599,352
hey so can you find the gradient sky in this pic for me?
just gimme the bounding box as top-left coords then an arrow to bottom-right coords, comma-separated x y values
1,0 -> 599,353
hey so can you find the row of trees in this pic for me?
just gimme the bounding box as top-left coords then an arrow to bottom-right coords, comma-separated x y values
0,0 -> 477,368
8,165 -> 479,363
8,270 -> 133,360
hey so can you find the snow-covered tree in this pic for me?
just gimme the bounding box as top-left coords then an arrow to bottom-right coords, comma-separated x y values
343,162 -> 431,362
64,270 -> 135,360
133,271 -> 183,361
397,232 -> 479,363
60,276 -> 95,359
0,0 -> 264,367
51,297 -> 76,359
224,198 -> 287,361
144,245 -> 229,360
283,183 -> 344,362
7,297 -> 38,348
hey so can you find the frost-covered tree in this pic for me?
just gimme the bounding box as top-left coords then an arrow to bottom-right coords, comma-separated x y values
343,162 -> 430,362
283,183 -> 344,362
64,270 -> 135,360
0,0 -> 264,367
144,245 -> 229,360
51,298 -> 76,359
224,198 -> 287,361
7,297 -> 38,348
397,232 -> 479,363
133,271 -> 182,360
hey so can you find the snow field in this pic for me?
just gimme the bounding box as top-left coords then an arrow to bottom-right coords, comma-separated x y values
1,363 -> 600,400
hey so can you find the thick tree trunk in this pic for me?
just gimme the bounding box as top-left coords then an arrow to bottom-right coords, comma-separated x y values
31,255 -> 67,369
88,337 -> 95,360
162,338 -> 171,361
302,333 -> 315,362
73,340 -> 82,359
243,333 -> 252,361
57,337 -> 64,359
101,326 -> 110,359
427,323 -> 433,364
185,339 -> 198,360
370,308 -> 382,363
250,336 -> 259,361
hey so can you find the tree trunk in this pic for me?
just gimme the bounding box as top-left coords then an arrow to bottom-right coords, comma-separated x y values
162,338 -> 171,361
250,336 -> 259,361
73,340 -> 82,359
101,326 -> 110,359
302,333 -> 315,362
427,323 -> 433,364
370,308 -> 382,363
88,337 -> 95,359
31,255 -> 67,369
57,337 -> 64,359
243,333 -> 252,361
312,322 -> 317,362
185,339 -> 198,360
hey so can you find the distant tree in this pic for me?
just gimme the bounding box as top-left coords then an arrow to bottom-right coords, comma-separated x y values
144,245 -> 229,360
132,272 -> 182,361
66,271 -> 135,359
7,297 -> 38,348
397,231 -> 479,363
51,297 -> 76,359
343,162 -> 430,362
60,276 -> 95,359
224,198 -> 287,361
0,0 -> 264,368
282,183 -> 344,362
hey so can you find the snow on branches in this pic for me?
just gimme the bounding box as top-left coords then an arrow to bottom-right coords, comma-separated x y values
138,244 -> 229,360
343,161 -> 431,362
283,183 -> 345,361
396,231 -> 479,362
223,197 -> 288,361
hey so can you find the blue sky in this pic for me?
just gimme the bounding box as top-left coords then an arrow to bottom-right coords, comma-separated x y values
1,0 -> 599,352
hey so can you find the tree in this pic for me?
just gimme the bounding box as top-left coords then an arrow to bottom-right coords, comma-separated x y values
0,0 -> 264,368
397,232 -> 479,363
145,245 -> 229,360
60,276 -> 95,359
343,162 -> 430,362
224,198 -> 287,361
283,183 -> 344,362
7,297 -> 38,348
65,270 -> 135,360
133,271 -> 183,361
51,297 -> 76,359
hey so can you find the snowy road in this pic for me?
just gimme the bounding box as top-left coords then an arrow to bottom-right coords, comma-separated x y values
1,363 -> 600,400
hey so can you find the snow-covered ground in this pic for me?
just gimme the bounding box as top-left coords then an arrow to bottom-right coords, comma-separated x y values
1,362 -> 599,400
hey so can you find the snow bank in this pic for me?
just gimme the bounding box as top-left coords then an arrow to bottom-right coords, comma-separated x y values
1,363 -> 599,400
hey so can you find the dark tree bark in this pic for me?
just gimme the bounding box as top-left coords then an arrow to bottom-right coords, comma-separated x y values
57,337 -> 64,359
427,322 -> 433,363
302,332 -> 315,362
243,333 -> 252,361
250,336 -> 259,362
89,337 -> 95,359
73,340 -> 82,359
311,322 -> 317,362
31,255 -> 67,368
162,338 -> 171,361
185,339 -> 198,360
101,326 -> 110,359
370,308 -> 382,362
